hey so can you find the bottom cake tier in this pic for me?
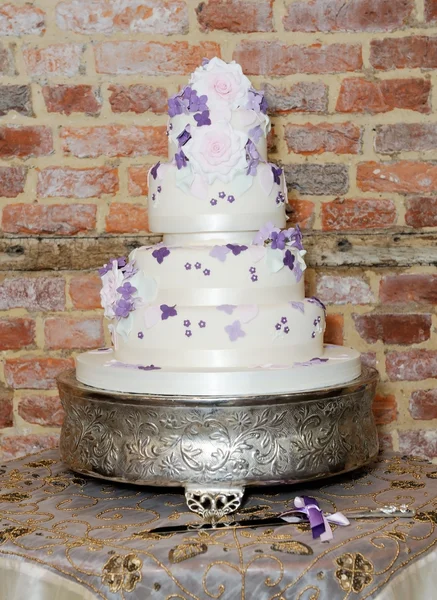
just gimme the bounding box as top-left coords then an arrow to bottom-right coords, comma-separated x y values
76,344 -> 361,395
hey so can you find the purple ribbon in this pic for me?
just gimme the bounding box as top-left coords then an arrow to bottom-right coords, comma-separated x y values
280,495 -> 349,542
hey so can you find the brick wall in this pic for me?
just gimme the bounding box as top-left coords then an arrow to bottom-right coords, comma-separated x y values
0,0 -> 436,460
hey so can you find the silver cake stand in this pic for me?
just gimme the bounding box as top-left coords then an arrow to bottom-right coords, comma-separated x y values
58,367 -> 379,522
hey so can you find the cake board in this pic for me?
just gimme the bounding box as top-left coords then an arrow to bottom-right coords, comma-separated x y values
57,365 -> 379,523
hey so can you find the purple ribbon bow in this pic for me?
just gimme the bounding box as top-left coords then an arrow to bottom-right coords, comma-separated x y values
280,495 -> 349,542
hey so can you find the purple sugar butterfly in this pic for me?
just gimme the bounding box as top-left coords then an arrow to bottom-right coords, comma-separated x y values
226,243 -> 248,256
225,320 -> 246,342
210,245 -> 230,262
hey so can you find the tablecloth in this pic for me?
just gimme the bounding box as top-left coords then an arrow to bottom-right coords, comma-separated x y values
1,448 -> 437,599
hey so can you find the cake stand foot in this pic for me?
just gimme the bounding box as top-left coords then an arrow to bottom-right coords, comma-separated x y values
185,485 -> 245,524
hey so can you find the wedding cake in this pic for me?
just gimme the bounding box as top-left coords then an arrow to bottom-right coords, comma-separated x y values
76,58 -> 360,395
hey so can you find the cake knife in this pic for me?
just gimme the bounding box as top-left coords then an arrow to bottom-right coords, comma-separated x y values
144,504 -> 416,536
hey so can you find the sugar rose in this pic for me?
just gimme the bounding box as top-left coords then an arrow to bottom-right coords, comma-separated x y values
183,122 -> 247,183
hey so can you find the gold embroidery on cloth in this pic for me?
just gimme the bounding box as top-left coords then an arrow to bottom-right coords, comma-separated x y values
415,510 -> 437,524
271,541 -> 313,555
335,552 -> 374,593
390,480 -> 425,490
26,459 -> 57,468
101,553 -> 142,593
0,526 -> 34,545
0,492 -> 31,502
169,543 -> 208,563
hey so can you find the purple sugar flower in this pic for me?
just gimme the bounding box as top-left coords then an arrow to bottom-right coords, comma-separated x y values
260,94 -> 268,114
150,162 -> 160,180
271,231 -> 286,250
289,301 -> 305,314
157,185 -> 162,193
246,140 -> 260,176
218,191 -> 226,199
184,319 -> 191,327
138,364 -> 161,371
227,195 -> 235,203
283,249 -> 295,271
317,316 -> 321,323
185,329 -> 192,338
152,193 -> 156,201
203,268 -> 210,276
284,326 -> 290,334
285,225 -> 304,251
281,317 -> 287,324
185,262 -> 191,270
160,304 -> 177,320
251,274 -> 258,282
217,304 -> 236,314
202,58 -> 210,66
117,281 -> 137,298
194,110 -> 211,127
175,150 -> 187,170
248,125 -> 263,143
138,331 -> 144,339
168,90 -> 189,117
275,323 -> 281,331
226,243 -> 248,256
308,297 -> 326,311
210,245 -> 230,262
152,246 -> 170,264
225,320 -> 246,342
271,165 -> 282,185
114,298 -> 134,318
311,332 -> 316,338
313,319 -> 318,326
188,89 -> 208,113
177,127 -> 191,147
98,256 -> 127,276
249,266 -> 256,274
195,262 -> 201,269
210,198 -> 217,206
198,320 -> 206,328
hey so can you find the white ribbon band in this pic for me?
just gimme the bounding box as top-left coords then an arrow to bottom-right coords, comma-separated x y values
154,287 -> 303,306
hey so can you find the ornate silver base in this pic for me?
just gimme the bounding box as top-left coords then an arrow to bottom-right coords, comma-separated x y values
57,367 -> 379,520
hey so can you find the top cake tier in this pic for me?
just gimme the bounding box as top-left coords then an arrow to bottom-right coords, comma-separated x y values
148,57 -> 287,235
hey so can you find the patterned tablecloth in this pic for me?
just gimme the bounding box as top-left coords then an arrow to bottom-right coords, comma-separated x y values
1,448 -> 437,600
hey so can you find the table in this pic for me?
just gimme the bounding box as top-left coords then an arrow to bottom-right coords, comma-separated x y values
1,449 -> 437,600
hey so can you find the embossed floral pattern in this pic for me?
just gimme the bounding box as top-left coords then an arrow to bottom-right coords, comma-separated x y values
102,553 -> 142,593
335,552 -> 374,593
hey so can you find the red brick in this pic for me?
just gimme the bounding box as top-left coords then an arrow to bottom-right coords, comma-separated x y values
0,42 -> 15,75
324,313 -> 343,345
69,274 -> 102,310
284,164 -> 349,195
5,357 -> 74,390
375,123 -> 437,154
23,44 -> 83,77
0,277 -> 65,311
361,352 -> 377,368
358,162 -> 437,194
0,384 -> 13,429
18,395 -> 64,427
285,122 -> 362,155
409,389 -> 437,420
316,274 -> 375,305
0,85 -> 32,117
262,82 -> 328,115
286,199 -> 315,229
196,0 -> 273,32
2,204 -> 96,235
37,167 -> 118,199
128,166 -> 150,196
42,85 -> 101,115
380,274 -> 437,305
234,41 -> 362,75
378,432 -> 393,451
370,36 -> 437,70
373,393 -> 397,425
322,198 -> 396,230
0,434 -> 59,461
386,350 -> 437,381
44,316 -> 103,350
0,4 -> 45,36
56,0 -> 188,34
61,125 -> 166,158
0,166 -> 26,198
109,85 -> 167,114
353,313 -> 431,344
405,197 -> 437,228
106,203 -> 149,233
0,318 -> 35,351
0,126 -> 53,159
284,0 -> 413,32
425,0 -> 437,22
398,430 -> 437,459
95,41 -> 220,75
336,78 -> 431,114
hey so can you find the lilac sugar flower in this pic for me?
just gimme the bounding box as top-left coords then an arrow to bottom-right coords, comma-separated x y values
217,304 -> 236,314
175,150 -> 188,170
246,89 -> 263,112
249,266 -> 256,274
260,94 -> 268,114
122,261 -> 137,279
271,165 -> 282,185
185,329 -> 192,338
246,140 -> 260,176
177,127 -> 191,147
210,198 -> 217,206
157,185 -> 162,193
248,125 -> 263,144
210,245 -> 229,262
138,364 -> 161,371
194,110 -> 211,127
283,249 -> 295,271
289,301 -> 305,314
252,222 -> 280,246
152,246 -> 170,264
137,331 -> 144,339
227,195 -> 235,203
311,332 -> 316,338
198,320 -> 206,328
317,316 -> 321,323
114,298 -> 134,318
285,224 -> 304,251
184,319 -> 191,327
281,317 -> 287,324
117,281 -> 137,298
168,90 -> 189,117
160,304 -> 177,320
294,260 -> 303,283
294,357 -> 329,367
251,274 -> 258,282
218,191 -> 226,199
150,162 -> 160,180
225,320 -> 246,342
152,193 -> 156,201
188,89 -> 208,113
185,262 -> 192,270
284,326 -> 290,334
202,57 -> 210,66
226,243 -> 248,256
203,268 -> 210,276
195,262 -> 201,269
308,297 -> 326,311
275,323 -> 281,331
271,231 -> 286,250
98,256 -> 126,276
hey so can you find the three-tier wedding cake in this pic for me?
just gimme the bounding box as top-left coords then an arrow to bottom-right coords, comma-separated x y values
76,58 -> 361,395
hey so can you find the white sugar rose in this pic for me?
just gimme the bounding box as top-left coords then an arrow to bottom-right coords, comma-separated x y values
183,121 -> 247,184
190,58 -> 251,117
100,261 -> 124,319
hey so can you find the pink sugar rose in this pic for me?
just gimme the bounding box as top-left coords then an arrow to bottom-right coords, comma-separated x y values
183,122 -> 247,183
